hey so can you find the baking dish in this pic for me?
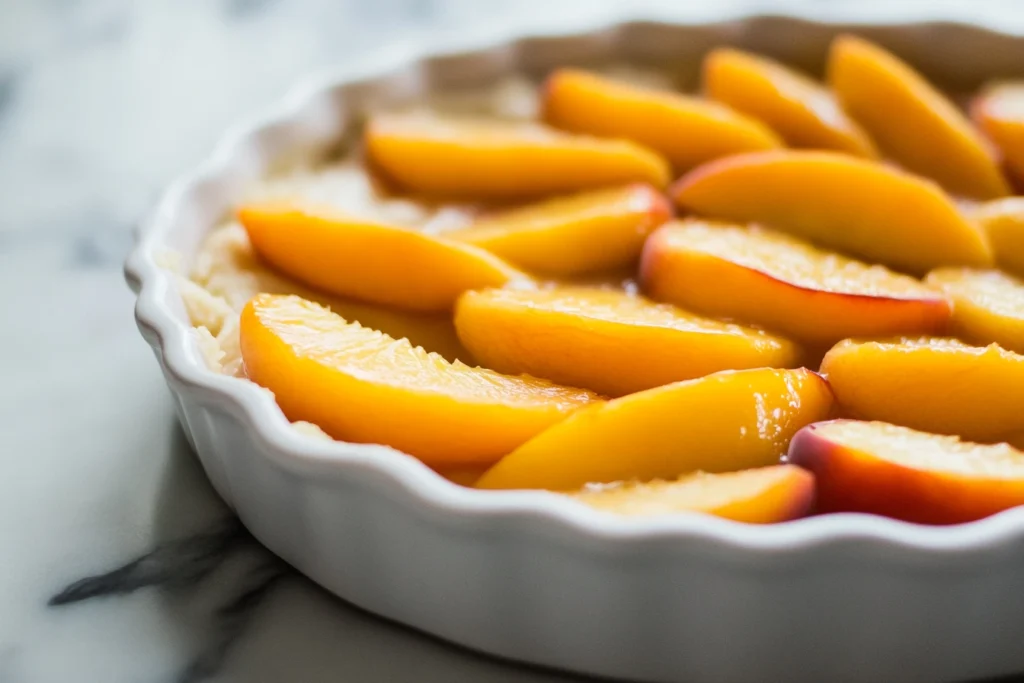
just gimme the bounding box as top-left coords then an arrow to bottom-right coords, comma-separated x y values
125,8 -> 1024,683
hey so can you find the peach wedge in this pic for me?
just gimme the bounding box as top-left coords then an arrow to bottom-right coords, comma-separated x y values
972,82 -> 1024,185
240,294 -> 600,465
542,68 -> 781,173
828,35 -> 1009,199
238,202 -> 524,312
703,48 -> 877,157
789,420 -> 1024,524
445,184 -> 672,276
569,465 -> 814,523
671,151 -> 992,274
475,368 -> 833,491
191,222 -> 473,363
641,221 -> 951,345
364,114 -> 670,198
926,268 -> 1024,354
968,198 -> 1024,277
821,338 -> 1024,443
454,287 -> 800,397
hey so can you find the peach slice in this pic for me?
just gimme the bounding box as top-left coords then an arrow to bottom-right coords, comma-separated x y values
364,114 -> 670,198
972,82 -> 1024,185
828,35 -> 1009,200
568,465 -> 814,523
240,294 -> 600,465
640,221 -> 951,345
968,198 -> 1024,277
542,68 -> 781,173
238,202 -> 524,312
789,419 -> 1024,524
444,184 -> 671,276
671,150 -> 992,274
454,287 -> 800,397
475,368 -> 833,491
191,223 -> 473,363
820,338 -> 1024,442
703,48 -> 877,157
926,268 -> 1024,353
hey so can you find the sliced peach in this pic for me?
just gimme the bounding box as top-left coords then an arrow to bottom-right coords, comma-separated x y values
445,184 -> 671,276
238,202 -> 524,312
968,198 -> 1024,277
568,465 -> 814,523
542,68 -> 781,173
475,368 -> 833,491
671,151 -> 992,274
972,82 -> 1024,185
820,338 -> 1024,442
828,35 -> 1009,199
240,294 -> 600,465
703,48 -> 877,157
926,268 -> 1024,353
789,419 -> 1024,524
364,114 -> 670,198
192,223 -> 474,363
641,221 -> 951,345
454,287 -> 800,397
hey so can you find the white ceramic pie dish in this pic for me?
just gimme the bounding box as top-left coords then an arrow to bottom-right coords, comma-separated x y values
125,9 -> 1024,683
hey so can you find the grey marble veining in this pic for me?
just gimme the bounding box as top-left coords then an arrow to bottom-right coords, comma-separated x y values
3,1 -> 1024,682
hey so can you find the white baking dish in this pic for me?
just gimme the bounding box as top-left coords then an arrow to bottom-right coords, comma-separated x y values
125,9 -> 1024,683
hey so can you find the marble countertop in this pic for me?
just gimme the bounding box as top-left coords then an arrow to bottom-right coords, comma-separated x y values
3,1 -> 1024,681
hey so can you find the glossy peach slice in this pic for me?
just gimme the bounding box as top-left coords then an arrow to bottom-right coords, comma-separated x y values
926,268 -> 1024,353
569,465 -> 814,523
364,114 -> 670,198
433,466 -> 489,487
445,184 -> 671,276
475,368 -> 833,491
238,202 -> 524,312
789,419 -> 1024,524
641,221 -> 951,345
671,151 -> 992,274
828,35 -> 1009,199
821,338 -> 1024,442
968,198 -> 1024,276
703,48 -> 876,157
542,68 -> 781,172
191,223 -> 474,364
971,82 -> 1024,185
240,294 -> 600,465
454,287 -> 800,397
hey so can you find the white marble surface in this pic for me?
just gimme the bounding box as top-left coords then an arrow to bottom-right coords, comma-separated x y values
3,1 -> 1024,682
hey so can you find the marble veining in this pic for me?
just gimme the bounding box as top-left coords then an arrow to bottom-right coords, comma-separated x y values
4,1 -> 1024,682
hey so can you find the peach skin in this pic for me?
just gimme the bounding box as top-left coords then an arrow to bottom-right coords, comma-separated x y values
968,198 -> 1024,277
542,68 -> 781,172
640,221 -> 952,345
454,287 -> 800,397
445,184 -> 672,276
926,268 -> 1024,354
238,202 -> 525,312
474,368 -> 833,491
820,338 -> 1024,443
828,35 -> 1009,200
568,465 -> 814,523
972,82 -> 1024,185
789,420 -> 1024,524
240,294 -> 600,466
703,47 -> 877,157
364,114 -> 670,198
671,150 -> 993,274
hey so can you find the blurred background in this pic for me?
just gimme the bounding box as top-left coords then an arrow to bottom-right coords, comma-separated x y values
3,1 -> 1024,682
